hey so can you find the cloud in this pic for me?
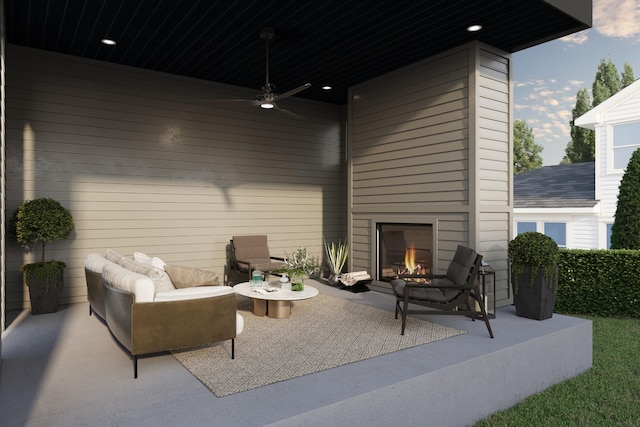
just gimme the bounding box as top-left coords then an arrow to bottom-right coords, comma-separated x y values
538,90 -> 554,97
557,110 -> 572,122
594,0 -> 640,41
544,98 -> 560,106
561,31 -> 589,45
568,80 -> 584,87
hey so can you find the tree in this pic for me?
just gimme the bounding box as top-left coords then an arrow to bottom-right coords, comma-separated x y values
565,89 -> 594,163
592,59 -> 620,107
610,148 -> 640,249
513,119 -> 543,174
564,59 -> 635,164
621,62 -> 635,89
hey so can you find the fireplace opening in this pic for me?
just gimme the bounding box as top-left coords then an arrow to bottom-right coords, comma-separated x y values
377,223 -> 433,282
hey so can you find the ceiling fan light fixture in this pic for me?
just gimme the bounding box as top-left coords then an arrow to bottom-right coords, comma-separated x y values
467,24 -> 482,32
101,38 -> 117,46
260,102 -> 275,109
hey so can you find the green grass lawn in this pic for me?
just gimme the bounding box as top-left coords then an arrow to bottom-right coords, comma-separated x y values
475,316 -> 640,426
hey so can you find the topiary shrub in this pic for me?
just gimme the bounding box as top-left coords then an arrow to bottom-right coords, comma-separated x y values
9,198 -> 75,304
611,147 -> 640,249
508,231 -> 560,294
9,197 -> 75,263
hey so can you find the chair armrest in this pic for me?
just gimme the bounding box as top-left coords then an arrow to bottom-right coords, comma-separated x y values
270,256 -> 285,261
234,259 -> 252,270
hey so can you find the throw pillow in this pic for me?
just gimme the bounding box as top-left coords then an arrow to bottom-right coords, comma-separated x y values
151,257 -> 166,271
133,251 -> 152,264
119,256 -> 175,293
105,249 -> 123,263
133,251 -> 167,271
165,264 -> 220,289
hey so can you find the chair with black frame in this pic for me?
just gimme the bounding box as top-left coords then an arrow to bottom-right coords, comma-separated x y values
390,245 -> 494,338
226,235 -> 286,285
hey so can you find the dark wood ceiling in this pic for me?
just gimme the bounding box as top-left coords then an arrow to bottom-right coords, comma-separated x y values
4,0 -> 591,105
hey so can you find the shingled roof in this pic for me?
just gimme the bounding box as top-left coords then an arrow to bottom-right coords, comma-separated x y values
514,162 -> 597,208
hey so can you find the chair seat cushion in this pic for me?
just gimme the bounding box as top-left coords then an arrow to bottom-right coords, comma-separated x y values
250,260 -> 286,272
390,279 -> 462,303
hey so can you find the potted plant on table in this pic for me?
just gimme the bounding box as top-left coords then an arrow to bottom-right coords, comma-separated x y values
324,239 -> 349,286
9,198 -> 75,314
508,231 -> 559,320
282,247 -> 320,291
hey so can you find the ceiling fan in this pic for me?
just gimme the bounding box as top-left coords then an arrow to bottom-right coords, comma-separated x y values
208,27 -> 311,112
253,27 -> 311,110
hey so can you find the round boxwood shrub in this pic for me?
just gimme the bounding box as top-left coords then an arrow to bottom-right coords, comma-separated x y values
9,197 -> 75,263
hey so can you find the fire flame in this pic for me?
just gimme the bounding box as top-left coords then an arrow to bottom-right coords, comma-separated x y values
404,244 -> 416,272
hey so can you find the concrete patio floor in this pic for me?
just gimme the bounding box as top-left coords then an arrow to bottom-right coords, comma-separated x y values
0,280 -> 592,427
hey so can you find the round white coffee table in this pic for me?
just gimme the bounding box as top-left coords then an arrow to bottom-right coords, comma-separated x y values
233,282 -> 319,319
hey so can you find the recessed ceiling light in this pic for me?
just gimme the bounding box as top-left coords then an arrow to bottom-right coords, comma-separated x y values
467,24 -> 482,32
322,85 -> 332,90
101,38 -> 117,46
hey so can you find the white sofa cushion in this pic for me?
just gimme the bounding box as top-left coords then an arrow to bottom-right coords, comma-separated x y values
102,263 -> 155,303
235,313 -> 244,335
85,252 -> 113,273
154,285 -> 234,302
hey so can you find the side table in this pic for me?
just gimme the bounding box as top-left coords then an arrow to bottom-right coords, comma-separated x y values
479,265 -> 496,319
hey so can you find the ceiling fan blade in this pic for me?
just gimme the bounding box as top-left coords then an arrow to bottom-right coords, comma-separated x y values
277,83 -> 311,101
274,105 -> 306,120
198,98 -> 261,107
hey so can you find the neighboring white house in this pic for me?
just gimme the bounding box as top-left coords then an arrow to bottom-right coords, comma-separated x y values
514,78 -> 640,249
574,78 -> 640,248
513,162 -> 599,249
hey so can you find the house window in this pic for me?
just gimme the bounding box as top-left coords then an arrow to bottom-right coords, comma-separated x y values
612,122 -> 640,170
544,222 -> 566,247
517,222 -> 536,234
607,223 -> 613,249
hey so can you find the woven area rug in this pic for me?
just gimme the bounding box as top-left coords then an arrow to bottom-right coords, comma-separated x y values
171,293 -> 465,397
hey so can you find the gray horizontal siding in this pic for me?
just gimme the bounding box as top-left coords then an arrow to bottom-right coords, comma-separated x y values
349,45 -> 473,287
4,45 -> 344,310
475,47 -> 512,306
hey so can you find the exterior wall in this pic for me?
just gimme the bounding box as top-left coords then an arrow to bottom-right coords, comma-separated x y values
596,89 -> 640,247
513,211 -> 599,249
348,42 -> 512,307
4,46 -> 345,310
1,4 -> 5,345
597,125 -> 618,227
475,46 -> 512,303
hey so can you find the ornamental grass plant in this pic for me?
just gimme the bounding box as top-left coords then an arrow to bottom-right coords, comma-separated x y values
324,239 -> 349,276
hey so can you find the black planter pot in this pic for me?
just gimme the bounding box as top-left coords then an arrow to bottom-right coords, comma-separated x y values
25,262 -> 65,315
29,283 -> 63,314
512,265 -> 557,320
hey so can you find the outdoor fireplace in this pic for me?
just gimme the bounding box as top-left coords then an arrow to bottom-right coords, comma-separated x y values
377,223 -> 433,281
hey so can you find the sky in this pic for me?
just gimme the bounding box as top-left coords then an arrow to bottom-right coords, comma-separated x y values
513,0 -> 640,165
